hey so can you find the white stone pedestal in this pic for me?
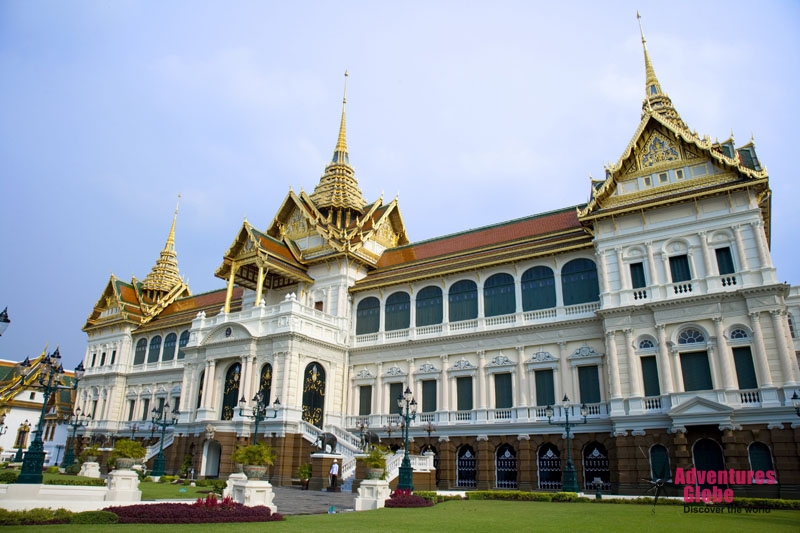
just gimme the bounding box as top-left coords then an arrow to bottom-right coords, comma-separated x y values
223,472 -> 247,498
231,479 -> 277,512
106,469 -> 142,502
78,461 -> 101,478
354,479 -> 391,511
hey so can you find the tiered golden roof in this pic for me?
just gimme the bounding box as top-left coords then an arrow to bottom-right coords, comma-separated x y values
142,198 -> 183,296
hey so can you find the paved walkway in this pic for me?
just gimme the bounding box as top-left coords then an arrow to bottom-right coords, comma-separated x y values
272,486 -> 356,515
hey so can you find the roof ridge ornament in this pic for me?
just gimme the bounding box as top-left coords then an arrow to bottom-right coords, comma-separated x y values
141,194 -> 186,297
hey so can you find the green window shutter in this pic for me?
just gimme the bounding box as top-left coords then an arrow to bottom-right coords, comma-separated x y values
422,380 -> 437,412
640,356 -> 661,397
669,255 -> 691,282
494,373 -> 513,408
561,258 -> 600,306
449,280 -> 478,322
389,383 -> 403,415
680,352 -> 713,391
356,297 -> 381,335
385,292 -> 411,331
630,262 -> 646,289
748,442 -> 774,473
134,339 -> 147,365
650,445 -> 670,480
732,346 -> 758,389
484,273 -> 516,317
521,266 -> 556,311
578,365 -> 601,403
359,385 -> 372,416
715,247 -> 735,275
416,286 -> 443,327
535,369 -> 555,406
456,376 -> 473,411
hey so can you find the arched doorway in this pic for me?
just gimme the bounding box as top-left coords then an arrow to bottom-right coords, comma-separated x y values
495,444 -> 518,489
456,445 -> 477,488
221,363 -> 241,421
538,443 -> 562,490
582,442 -> 610,491
202,440 -> 221,479
693,438 -> 726,490
301,363 -> 326,428
420,444 -> 439,484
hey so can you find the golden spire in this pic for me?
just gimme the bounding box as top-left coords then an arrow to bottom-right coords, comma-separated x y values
309,71 -> 367,213
142,195 -> 183,295
636,12 -> 687,129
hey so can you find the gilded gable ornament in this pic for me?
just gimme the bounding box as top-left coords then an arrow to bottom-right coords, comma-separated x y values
640,133 -> 679,168
286,209 -> 309,238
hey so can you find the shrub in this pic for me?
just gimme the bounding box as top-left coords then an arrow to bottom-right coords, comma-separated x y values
231,443 -> 276,466
70,510 -> 119,524
46,465 -> 60,474
384,491 -> 434,508
0,507 -> 71,526
0,470 -> 19,484
104,497 -> 284,524
65,463 -> 82,475
45,477 -> 106,487
111,439 -> 146,460
414,491 -> 464,504
552,492 -> 579,502
161,475 -> 179,483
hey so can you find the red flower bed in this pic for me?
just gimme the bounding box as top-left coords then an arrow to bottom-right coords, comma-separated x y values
384,491 -> 434,508
104,494 -> 283,524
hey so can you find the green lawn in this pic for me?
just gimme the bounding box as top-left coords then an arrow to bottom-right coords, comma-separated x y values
24,500 -> 800,533
38,473 -> 211,500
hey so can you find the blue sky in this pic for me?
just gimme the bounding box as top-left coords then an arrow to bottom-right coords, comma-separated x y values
1,1 -> 798,370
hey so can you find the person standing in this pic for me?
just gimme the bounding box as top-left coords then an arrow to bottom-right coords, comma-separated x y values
329,459 -> 339,490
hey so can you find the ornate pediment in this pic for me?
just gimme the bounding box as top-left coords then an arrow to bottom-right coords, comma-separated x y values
640,131 -> 680,169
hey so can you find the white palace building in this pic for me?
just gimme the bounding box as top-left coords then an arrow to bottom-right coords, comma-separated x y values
75,23 -> 800,497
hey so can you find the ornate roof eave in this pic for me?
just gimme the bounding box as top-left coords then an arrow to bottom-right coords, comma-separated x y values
578,112 -> 768,219
82,274 -> 143,330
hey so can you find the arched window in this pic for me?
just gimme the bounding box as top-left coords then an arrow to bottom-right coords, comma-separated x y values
456,445 -> 477,488
650,444 -> 670,480
582,442 -> 610,491
147,336 -> 162,363
385,292 -> 411,331
693,439 -> 726,489
521,266 -> 556,311
638,339 -> 656,350
538,443 -> 562,490
484,273 -> 516,317
730,328 -> 749,340
748,442 -> 775,481
221,363 -> 241,421
416,286 -> 443,327
177,330 -> 190,359
495,444 -> 518,489
162,333 -> 177,362
259,364 -> 273,406
449,280 -> 478,322
561,258 -> 599,306
356,297 -> 380,335
678,328 -> 705,344
133,339 -> 147,365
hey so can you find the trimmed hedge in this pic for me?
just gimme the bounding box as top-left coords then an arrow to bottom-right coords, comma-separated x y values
45,477 -> 106,487
0,470 -> 19,483
70,510 -> 119,524
0,507 -> 72,526
414,491 -> 464,504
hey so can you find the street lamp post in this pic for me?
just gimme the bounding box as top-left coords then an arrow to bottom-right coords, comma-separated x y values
545,395 -> 588,493
18,348 -> 85,484
150,402 -> 179,477
238,390 -> 280,445
396,386 -> 418,492
13,420 -> 29,462
61,408 -> 92,467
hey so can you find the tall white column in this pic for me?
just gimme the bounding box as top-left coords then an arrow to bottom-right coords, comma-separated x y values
558,342 -> 569,399
699,231 -> 713,276
624,329 -> 642,398
477,351 -> 487,409
615,248 -> 626,290
375,362 -> 384,415
202,360 -> 216,409
733,225 -> 749,271
598,250 -> 611,293
749,313 -> 773,387
645,242 -> 659,286
516,346 -> 528,406
713,317 -> 736,390
655,325 -> 674,394
771,310 -> 799,386
439,355 -> 449,413
604,331 -> 622,398
750,221 -> 773,269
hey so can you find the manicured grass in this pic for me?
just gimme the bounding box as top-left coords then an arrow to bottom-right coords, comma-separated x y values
26,500 -> 800,532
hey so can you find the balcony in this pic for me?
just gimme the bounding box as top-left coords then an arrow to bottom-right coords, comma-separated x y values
355,302 -> 600,347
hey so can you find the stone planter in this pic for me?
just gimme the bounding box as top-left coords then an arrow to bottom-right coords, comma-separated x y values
365,467 -> 384,480
115,458 -> 137,469
242,465 -> 268,479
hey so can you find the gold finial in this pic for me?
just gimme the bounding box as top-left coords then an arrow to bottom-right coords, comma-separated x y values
334,70 -> 349,157
142,199 -> 183,294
